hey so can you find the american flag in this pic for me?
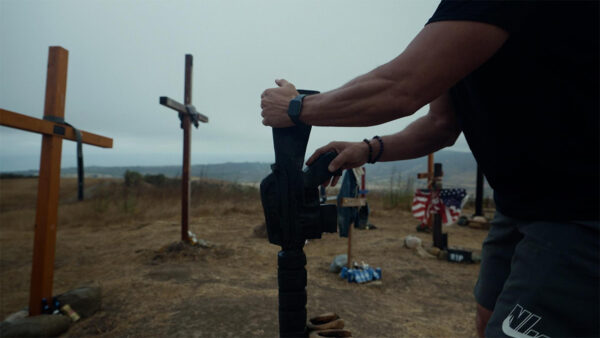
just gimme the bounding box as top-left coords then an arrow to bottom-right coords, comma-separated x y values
412,188 -> 466,226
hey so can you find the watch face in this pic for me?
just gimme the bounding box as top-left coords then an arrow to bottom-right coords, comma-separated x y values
288,94 -> 306,125
289,99 -> 302,116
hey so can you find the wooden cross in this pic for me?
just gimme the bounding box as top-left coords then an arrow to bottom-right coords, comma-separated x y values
0,46 -> 113,316
159,54 -> 209,243
416,153 -> 435,189
417,154 -> 446,248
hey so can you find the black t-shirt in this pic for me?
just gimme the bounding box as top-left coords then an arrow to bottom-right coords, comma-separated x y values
428,1 -> 599,221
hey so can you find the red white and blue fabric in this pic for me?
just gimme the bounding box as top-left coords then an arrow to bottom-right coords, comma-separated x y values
412,188 -> 466,226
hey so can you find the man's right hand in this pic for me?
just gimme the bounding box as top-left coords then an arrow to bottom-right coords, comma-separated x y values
306,141 -> 371,187
260,79 -> 299,128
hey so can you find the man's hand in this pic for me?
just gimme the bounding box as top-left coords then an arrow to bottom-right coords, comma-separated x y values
306,141 -> 369,187
261,79 -> 299,127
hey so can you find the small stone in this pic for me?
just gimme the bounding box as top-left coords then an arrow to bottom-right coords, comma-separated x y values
437,249 -> 448,260
404,235 -> 422,249
472,216 -> 487,223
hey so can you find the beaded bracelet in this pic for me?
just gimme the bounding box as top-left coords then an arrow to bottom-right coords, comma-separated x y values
372,136 -> 384,163
362,138 -> 373,163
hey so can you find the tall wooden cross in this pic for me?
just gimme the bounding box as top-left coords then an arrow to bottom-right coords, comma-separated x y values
159,54 -> 209,243
0,46 -> 113,315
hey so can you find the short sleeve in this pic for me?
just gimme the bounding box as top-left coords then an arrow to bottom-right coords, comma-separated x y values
427,0 -> 537,34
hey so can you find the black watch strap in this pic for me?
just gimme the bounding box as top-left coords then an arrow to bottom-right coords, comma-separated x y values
288,94 -> 307,126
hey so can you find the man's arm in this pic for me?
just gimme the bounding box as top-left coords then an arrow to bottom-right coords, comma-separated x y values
373,92 -> 461,161
261,21 -> 508,127
308,92 -> 461,186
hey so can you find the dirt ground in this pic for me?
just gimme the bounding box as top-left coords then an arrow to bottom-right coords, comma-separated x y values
0,178 -> 492,337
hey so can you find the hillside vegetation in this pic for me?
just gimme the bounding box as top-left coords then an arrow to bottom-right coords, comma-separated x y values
6,150 -> 493,197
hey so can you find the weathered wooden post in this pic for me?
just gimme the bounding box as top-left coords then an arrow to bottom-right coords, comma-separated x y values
159,54 -> 209,243
0,46 -> 113,316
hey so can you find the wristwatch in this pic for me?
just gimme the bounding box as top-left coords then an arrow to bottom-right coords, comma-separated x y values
287,94 -> 307,126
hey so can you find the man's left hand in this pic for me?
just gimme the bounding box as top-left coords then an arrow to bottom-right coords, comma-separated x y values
261,79 -> 299,127
307,141 -> 370,187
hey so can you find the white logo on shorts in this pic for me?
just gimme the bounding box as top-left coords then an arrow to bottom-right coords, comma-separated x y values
502,304 -> 550,338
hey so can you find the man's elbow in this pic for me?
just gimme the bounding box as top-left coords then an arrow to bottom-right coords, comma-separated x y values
442,128 -> 461,148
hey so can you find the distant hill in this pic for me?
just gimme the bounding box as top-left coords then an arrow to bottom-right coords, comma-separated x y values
5,150 -> 492,196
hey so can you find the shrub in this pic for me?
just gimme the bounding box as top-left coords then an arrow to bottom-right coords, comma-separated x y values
143,174 -> 166,186
124,170 -> 142,187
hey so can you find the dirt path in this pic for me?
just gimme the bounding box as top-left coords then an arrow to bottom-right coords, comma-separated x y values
0,178 -> 491,337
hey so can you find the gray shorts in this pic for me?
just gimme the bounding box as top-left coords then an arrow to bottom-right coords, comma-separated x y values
474,212 -> 599,337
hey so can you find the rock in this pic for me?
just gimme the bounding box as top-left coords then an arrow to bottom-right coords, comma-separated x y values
0,314 -> 71,338
472,216 -> 487,223
56,281 -> 101,319
437,249 -> 448,260
3,309 -> 28,323
403,235 -> 422,249
329,254 -> 348,273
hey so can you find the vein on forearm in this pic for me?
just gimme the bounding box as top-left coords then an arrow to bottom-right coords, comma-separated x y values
302,65 -> 418,127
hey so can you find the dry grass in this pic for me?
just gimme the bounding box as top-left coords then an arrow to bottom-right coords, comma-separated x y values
0,177 -> 491,337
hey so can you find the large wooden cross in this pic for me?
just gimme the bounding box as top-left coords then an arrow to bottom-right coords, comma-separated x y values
159,54 -> 209,243
0,46 -> 113,316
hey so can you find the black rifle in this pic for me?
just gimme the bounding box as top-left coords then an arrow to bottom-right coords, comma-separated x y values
260,90 -> 341,338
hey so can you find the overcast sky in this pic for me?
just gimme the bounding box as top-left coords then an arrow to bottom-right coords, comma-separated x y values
0,0 -> 470,172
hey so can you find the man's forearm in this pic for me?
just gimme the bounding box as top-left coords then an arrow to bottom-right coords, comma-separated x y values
371,92 -> 461,161
376,112 -> 461,162
300,64 -> 417,127
294,21 -> 507,128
